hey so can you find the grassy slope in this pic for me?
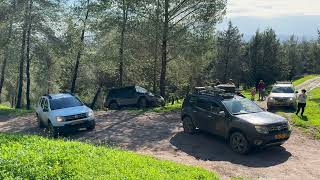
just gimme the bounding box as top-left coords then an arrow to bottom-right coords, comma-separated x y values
127,101 -> 183,113
291,88 -> 320,139
292,74 -> 319,86
0,104 -> 32,116
0,133 -> 219,179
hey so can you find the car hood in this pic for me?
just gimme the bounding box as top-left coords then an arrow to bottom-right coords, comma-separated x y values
50,106 -> 91,117
235,111 -> 288,125
269,93 -> 296,98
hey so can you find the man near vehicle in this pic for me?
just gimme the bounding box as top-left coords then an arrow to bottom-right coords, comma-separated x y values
296,89 -> 307,116
257,80 -> 266,101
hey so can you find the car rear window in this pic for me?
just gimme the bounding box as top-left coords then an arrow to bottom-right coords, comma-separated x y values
50,97 -> 83,110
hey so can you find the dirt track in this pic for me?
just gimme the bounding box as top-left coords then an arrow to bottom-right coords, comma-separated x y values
1,110 -> 320,180
1,77 -> 320,179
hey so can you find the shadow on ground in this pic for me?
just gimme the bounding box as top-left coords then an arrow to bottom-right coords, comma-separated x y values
170,132 -> 291,168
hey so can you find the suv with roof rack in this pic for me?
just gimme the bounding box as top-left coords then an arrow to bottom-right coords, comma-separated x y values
36,93 -> 96,137
267,81 -> 297,110
181,87 -> 291,154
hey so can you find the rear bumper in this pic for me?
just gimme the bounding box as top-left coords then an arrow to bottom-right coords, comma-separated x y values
249,130 -> 292,147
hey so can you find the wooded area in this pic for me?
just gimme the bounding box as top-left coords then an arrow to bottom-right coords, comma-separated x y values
0,0 -> 319,109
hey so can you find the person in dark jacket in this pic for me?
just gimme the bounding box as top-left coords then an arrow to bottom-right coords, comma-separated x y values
257,80 -> 266,101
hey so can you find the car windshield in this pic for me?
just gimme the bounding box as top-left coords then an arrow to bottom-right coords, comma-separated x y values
50,97 -> 83,110
271,86 -> 294,93
222,98 -> 263,115
136,86 -> 148,93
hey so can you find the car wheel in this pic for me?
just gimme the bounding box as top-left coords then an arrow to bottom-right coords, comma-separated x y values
267,105 -> 272,111
229,132 -> 250,154
87,121 -> 96,131
182,116 -> 196,134
37,114 -> 45,128
48,122 -> 59,138
109,102 -> 119,110
138,98 -> 147,108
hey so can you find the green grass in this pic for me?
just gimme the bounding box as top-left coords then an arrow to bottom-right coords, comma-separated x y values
293,75 -> 319,86
126,101 -> 183,113
0,104 -> 33,116
291,88 -> 320,139
0,133 -> 219,179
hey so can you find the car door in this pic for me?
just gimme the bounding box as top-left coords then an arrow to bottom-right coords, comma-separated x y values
36,98 -> 44,117
194,98 -> 212,132
40,98 -> 50,126
208,102 -> 228,137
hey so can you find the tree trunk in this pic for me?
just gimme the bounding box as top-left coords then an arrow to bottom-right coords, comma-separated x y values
0,0 -> 15,103
71,0 -> 90,94
25,0 -> 33,110
118,0 -> 128,87
153,0 -> 160,93
160,0 -> 169,98
16,1 -> 29,109
90,85 -> 102,109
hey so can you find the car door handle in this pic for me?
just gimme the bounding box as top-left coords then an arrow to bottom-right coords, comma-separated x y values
193,111 -> 197,113
208,115 -> 212,118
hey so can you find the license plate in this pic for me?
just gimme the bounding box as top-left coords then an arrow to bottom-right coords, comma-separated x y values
275,134 -> 287,139
71,121 -> 83,125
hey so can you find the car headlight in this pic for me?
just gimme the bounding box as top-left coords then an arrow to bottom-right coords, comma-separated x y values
269,97 -> 274,101
289,98 -> 294,101
88,110 -> 94,117
255,126 -> 269,134
56,116 -> 64,122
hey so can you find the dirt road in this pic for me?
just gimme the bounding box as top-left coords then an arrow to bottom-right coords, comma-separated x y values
1,110 -> 320,180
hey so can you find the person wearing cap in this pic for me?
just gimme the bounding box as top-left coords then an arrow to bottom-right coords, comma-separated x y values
296,89 -> 307,116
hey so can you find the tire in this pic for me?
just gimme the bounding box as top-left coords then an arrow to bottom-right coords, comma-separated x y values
48,122 -> 59,138
37,114 -> 45,128
182,116 -> 196,134
109,101 -> 119,110
138,98 -> 148,108
267,105 -> 272,111
229,132 -> 250,154
87,121 -> 96,131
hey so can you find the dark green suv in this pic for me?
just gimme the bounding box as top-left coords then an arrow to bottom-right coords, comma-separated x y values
105,86 -> 165,109
181,88 -> 291,154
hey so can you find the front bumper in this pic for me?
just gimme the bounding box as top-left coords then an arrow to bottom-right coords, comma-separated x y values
267,100 -> 296,107
249,130 -> 292,147
53,117 -> 95,129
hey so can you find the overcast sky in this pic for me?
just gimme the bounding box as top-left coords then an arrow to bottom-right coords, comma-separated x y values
217,0 -> 320,40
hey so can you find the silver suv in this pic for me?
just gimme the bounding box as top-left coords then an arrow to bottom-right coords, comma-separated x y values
36,93 -> 96,137
267,82 -> 297,110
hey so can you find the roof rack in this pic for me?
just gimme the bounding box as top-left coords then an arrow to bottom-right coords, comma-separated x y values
194,86 -> 235,98
276,81 -> 292,84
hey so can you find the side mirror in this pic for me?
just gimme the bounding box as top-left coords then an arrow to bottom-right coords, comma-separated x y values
219,111 -> 226,116
43,107 -> 49,112
295,91 -> 298,94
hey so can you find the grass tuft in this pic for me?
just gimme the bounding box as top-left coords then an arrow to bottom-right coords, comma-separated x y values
0,104 -> 33,116
0,133 -> 219,179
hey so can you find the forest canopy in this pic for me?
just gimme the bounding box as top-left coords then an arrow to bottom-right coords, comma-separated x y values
0,0 -> 319,109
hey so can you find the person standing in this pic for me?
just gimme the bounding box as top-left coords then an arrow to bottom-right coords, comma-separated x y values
296,89 -> 307,116
251,87 -> 256,101
257,80 -> 266,101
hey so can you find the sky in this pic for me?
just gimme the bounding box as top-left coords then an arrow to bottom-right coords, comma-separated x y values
217,0 -> 320,40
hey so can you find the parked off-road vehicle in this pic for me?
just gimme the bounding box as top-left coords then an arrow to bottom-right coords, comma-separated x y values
105,86 -> 165,109
267,82 -> 297,110
181,87 -> 291,154
36,93 -> 96,137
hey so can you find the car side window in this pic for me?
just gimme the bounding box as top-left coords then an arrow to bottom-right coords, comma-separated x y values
196,99 -> 211,111
43,99 -> 49,110
210,102 -> 222,114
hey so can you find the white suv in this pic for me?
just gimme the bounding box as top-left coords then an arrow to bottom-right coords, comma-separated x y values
267,82 -> 297,110
36,93 -> 95,137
